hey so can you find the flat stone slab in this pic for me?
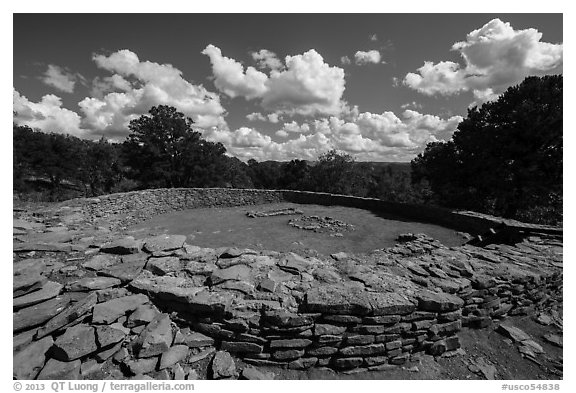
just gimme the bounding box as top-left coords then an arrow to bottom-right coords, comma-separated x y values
133,313 -> 173,358
497,324 -> 532,343
37,358 -> 81,380
13,242 -> 73,253
53,324 -> 98,361
82,254 -> 120,271
176,328 -> 214,348
211,264 -> 252,285
147,257 -> 181,275
304,284 -> 371,315
100,237 -> 141,255
143,234 -> 186,253
159,345 -> 189,369
14,295 -> 70,333
14,272 -> 48,297
416,290 -> 464,312
366,292 -> 416,315
95,325 -> 127,348
36,292 -> 98,339
92,294 -> 149,324
13,336 -> 54,379
67,277 -> 122,292
98,258 -> 147,283
13,281 -> 63,310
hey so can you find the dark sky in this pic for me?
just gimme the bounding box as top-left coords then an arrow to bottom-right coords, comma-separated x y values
13,13 -> 563,161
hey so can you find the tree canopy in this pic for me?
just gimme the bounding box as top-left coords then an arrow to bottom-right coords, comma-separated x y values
411,75 -> 562,224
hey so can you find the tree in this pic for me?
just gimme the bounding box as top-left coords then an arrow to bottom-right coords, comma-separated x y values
411,75 -> 562,223
122,105 -> 232,189
305,150 -> 371,195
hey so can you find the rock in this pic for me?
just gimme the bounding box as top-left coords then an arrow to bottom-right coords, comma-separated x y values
416,290 -> 464,312
13,281 -> 63,309
80,359 -> 102,378
95,341 -> 124,362
35,292 -> 98,339
221,341 -> 263,353
95,325 -> 127,348
289,357 -> 318,369
536,313 -> 553,326
543,333 -> 563,347
13,295 -> 70,334
272,349 -> 304,361
125,357 -> 158,375
304,284 -> 371,315
314,324 -> 346,335
522,339 -> 544,354
52,324 -> 98,361
98,258 -> 147,283
331,252 -> 349,261
173,363 -> 186,380
13,218 -> 45,231
177,329 -> 215,348
13,242 -> 73,253
263,310 -> 315,327
241,366 -> 275,380
143,235 -> 186,253
67,277 -> 122,292
37,358 -> 81,380
126,305 -> 159,328
211,265 -> 252,285
100,237 -> 141,254
188,348 -> 216,364
159,345 -> 189,369
339,343 -> 387,357
147,257 -> 181,275
270,339 -> 313,349
92,294 -> 149,324
13,336 -> 54,379
469,357 -> 497,380
13,329 -> 36,352
13,272 -> 47,297
334,357 -> 363,369
96,287 -> 130,303
211,351 -> 237,379
133,313 -> 173,358
497,324 -> 531,343
428,340 -> 447,356
82,254 -> 120,271
258,278 -> 277,293
278,253 -> 313,274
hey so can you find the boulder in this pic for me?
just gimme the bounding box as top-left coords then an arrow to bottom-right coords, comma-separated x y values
126,305 -> 159,328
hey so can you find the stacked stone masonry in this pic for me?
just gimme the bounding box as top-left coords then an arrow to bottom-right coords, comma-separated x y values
13,188 -> 563,379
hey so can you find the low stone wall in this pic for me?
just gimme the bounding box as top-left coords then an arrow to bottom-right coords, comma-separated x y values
71,187 -> 510,235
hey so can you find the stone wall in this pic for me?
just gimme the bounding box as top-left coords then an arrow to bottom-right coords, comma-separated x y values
71,187 -> 508,235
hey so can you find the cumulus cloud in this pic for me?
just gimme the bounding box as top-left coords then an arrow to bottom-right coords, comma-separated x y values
200,109 -> 463,162
202,45 -> 268,99
40,64 -> 84,93
354,50 -> 382,65
340,56 -> 351,65
246,112 -> 281,123
78,49 -> 227,138
13,89 -> 87,137
251,49 -> 284,71
370,34 -> 378,42
203,45 -> 347,116
404,18 -> 563,100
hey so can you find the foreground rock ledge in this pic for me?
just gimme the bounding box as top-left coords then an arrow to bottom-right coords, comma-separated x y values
12,194 -> 563,380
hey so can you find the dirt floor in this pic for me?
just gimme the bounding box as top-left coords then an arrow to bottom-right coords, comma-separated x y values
128,203 -> 467,256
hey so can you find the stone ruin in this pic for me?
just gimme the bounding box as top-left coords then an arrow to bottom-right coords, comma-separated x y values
13,188 -> 563,380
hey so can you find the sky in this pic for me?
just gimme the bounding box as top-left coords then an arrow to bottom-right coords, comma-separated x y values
13,13 -> 563,162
